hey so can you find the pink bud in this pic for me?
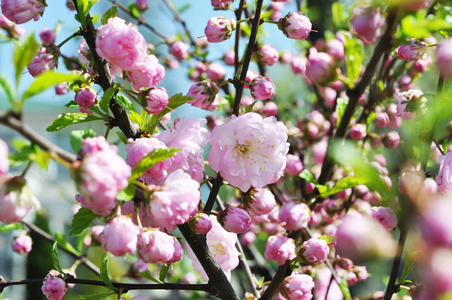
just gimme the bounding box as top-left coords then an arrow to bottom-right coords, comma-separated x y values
211,0 -> 234,10
396,89 -> 427,121
11,234 -> 32,254
398,39 -> 427,62
280,273 -> 315,299
437,151 -> 452,193
204,17 -> 236,43
54,82 -> 69,95
374,112 -> 390,128
258,44 -> 279,66
327,39 -> 345,59
263,101 -> 278,116
382,131 -> 400,148
350,5 -> 385,45
219,206 -> 251,234
192,213 -> 213,234
265,233 -> 296,265
302,237 -> 330,265
291,56 -> 307,74
278,12 -> 312,40
1,0 -> 45,24
305,51 -> 336,86
398,170 -> 424,196
125,54 -> 165,91
142,87 -> 168,115
41,270 -> 68,300
187,80 -> 219,110
243,187 -> 276,217
0,138 -> 9,176
207,62 -> 226,81
39,28 -> 55,44
223,50 -> 235,66
421,198 -> 452,247
371,206 -> 398,231
249,76 -> 276,100
240,231 -> 256,247
27,47 -> 57,77
135,0 -> 148,11
279,201 -> 310,231
137,229 -> 182,263
169,41 -> 188,60
350,123 -> 367,140
285,154 -> 304,177
101,216 -> 140,256
0,177 -> 40,224
75,87 -> 97,109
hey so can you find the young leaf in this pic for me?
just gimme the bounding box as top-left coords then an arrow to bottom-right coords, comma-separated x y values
144,93 -> 194,133
131,148 -> 181,180
51,242 -> 64,274
13,33 -> 40,85
0,72 -> 16,106
400,253 -> 415,284
318,234 -> 336,245
331,2 -> 346,29
344,36 -> 363,86
75,0 -> 98,27
299,169 -> 328,194
99,86 -> 117,113
29,148 -> 51,170
54,232 -> 81,257
114,94 -> 135,112
101,6 -> 118,25
117,183 -> 135,201
100,256 -> 116,291
321,175 -> 369,197
159,264 -> 171,282
0,223 -> 23,233
69,129 -> 97,154
46,113 -> 101,132
22,71 -> 83,101
336,97 -> 348,128
339,275 -> 352,300
70,208 -> 98,236
116,131 -> 128,144
139,270 -> 162,284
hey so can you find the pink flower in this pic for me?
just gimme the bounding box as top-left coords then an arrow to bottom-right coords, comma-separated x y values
350,5 -> 385,45
207,62 -> 226,81
327,39 -> 345,59
219,206 -> 251,233
1,0 -> 45,24
305,52 -> 336,86
41,270 -> 67,300
141,87 -> 168,115
77,149 -> 131,216
39,28 -> 55,44
280,273 -> 315,300
258,44 -> 279,66
137,229 -> 182,263
279,201 -> 310,231
96,17 -> 148,70
278,12 -> 312,40
249,76 -> 276,100
101,216 -> 140,256
0,138 -> 9,176
75,87 -> 97,109
27,47 -> 57,77
223,50 -> 235,65
291,56 -> 307,74
191,212 -> 212,234
208,112 -> 289,192
398,38 -> 427,62
265,233 -> 296,265
125,137 -> 172,184
436,39 -> 452,77
204,17 -> 236,43
186,215 -> 239,281
80,136 -> 112,157
0,177 -> 40,224
437,152 -> 452,193
420,197 -> 452,247
211,0 -> 234,10
396,89 -> 427,121
335,213 -> 396,260
263,101 -> 278,117
302,238 -> 329,265
371,206 -> 398,231
187,80 -> 219,110
350,123 -> 367,140
285,154 -> 304,177
243,187 -> 276,217
148,170 -> 200,232
125,54 -> 165,91
11,234 -> 32,254
169,41 -> 189,60
55,82 -> 69,95
374,112 -> 390,128
135,0 -> 148,11
156,117 -> 211,182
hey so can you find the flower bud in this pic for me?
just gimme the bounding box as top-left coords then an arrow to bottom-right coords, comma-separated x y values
371,206 -> 398,231
284,154 -> 304,177
187,80 -> 219,110
382,131 -> 400,148
278,12 -> 312,40
396,89 -> 427,121
169,41 -> 189,60
11,233 -> 32,254
55,82 -> 69,95
101,216 -> 140,256
191,213 -> 213,234
0,138 -> 9,176
258,44 -> 279,66
135,0 -> 148,11
242,187 -> 276,217
223,50 -> 235,66
211,0 -> 233,10
263,101 -> 278,117
75,87 -> 97,109
1,0 -> 45,24
41,270 -> 68,300
140,87 -> 169,115
302,237 -> 330,265
219,206 -> 251,234
39,28 -> 55,44
279,201 -> 310,231
206,62 -> 226,81
350,124 -> 367,140
27,47 -> 57,77
280,273 -> 315,299
0,14 -> 25,38
374,112 -> 390,128
305,51 -> 337,86
265,233 -> 296,265
350,5 -> 384,45
398,39 -> 427,62
204,17 -> 236,43
249,76 -> 276,100
137,229 -> 182,263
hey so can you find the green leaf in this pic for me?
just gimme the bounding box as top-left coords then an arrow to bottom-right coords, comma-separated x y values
116,131 -> 128,144
344,36 -> 363,86
100,256 -> 116,291
243,101 -> 257,113
335,97 -> 348,128
131,148 -> 180,180
22,71 -> 83,102
99,86 -> 117,113
400,253 -> 415,284
331,3 -> 346,29
139,270 -> 162,284
51,242 -> 64,274
144,93 -> 194,133
46,113 -> 101,132
70,207 -> 98,236
117,183 -> 135,201
54,232 -> 81,257
127,2 -> 140,18
101,6 -> 118,25
159,264 -> 170,282
0,72 -> 16,106
299,169 -> 328,194
114,94 -> 135,112
321,176 -> 370,197
13,33 -> 40,85
78,292 -> 116,300
75,0 -> 98,27
339,275 -> 352,300
0,223 -> 23,233
69,129 -> 97,154
29,148 -> 51,170
318,234 -> 336,245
